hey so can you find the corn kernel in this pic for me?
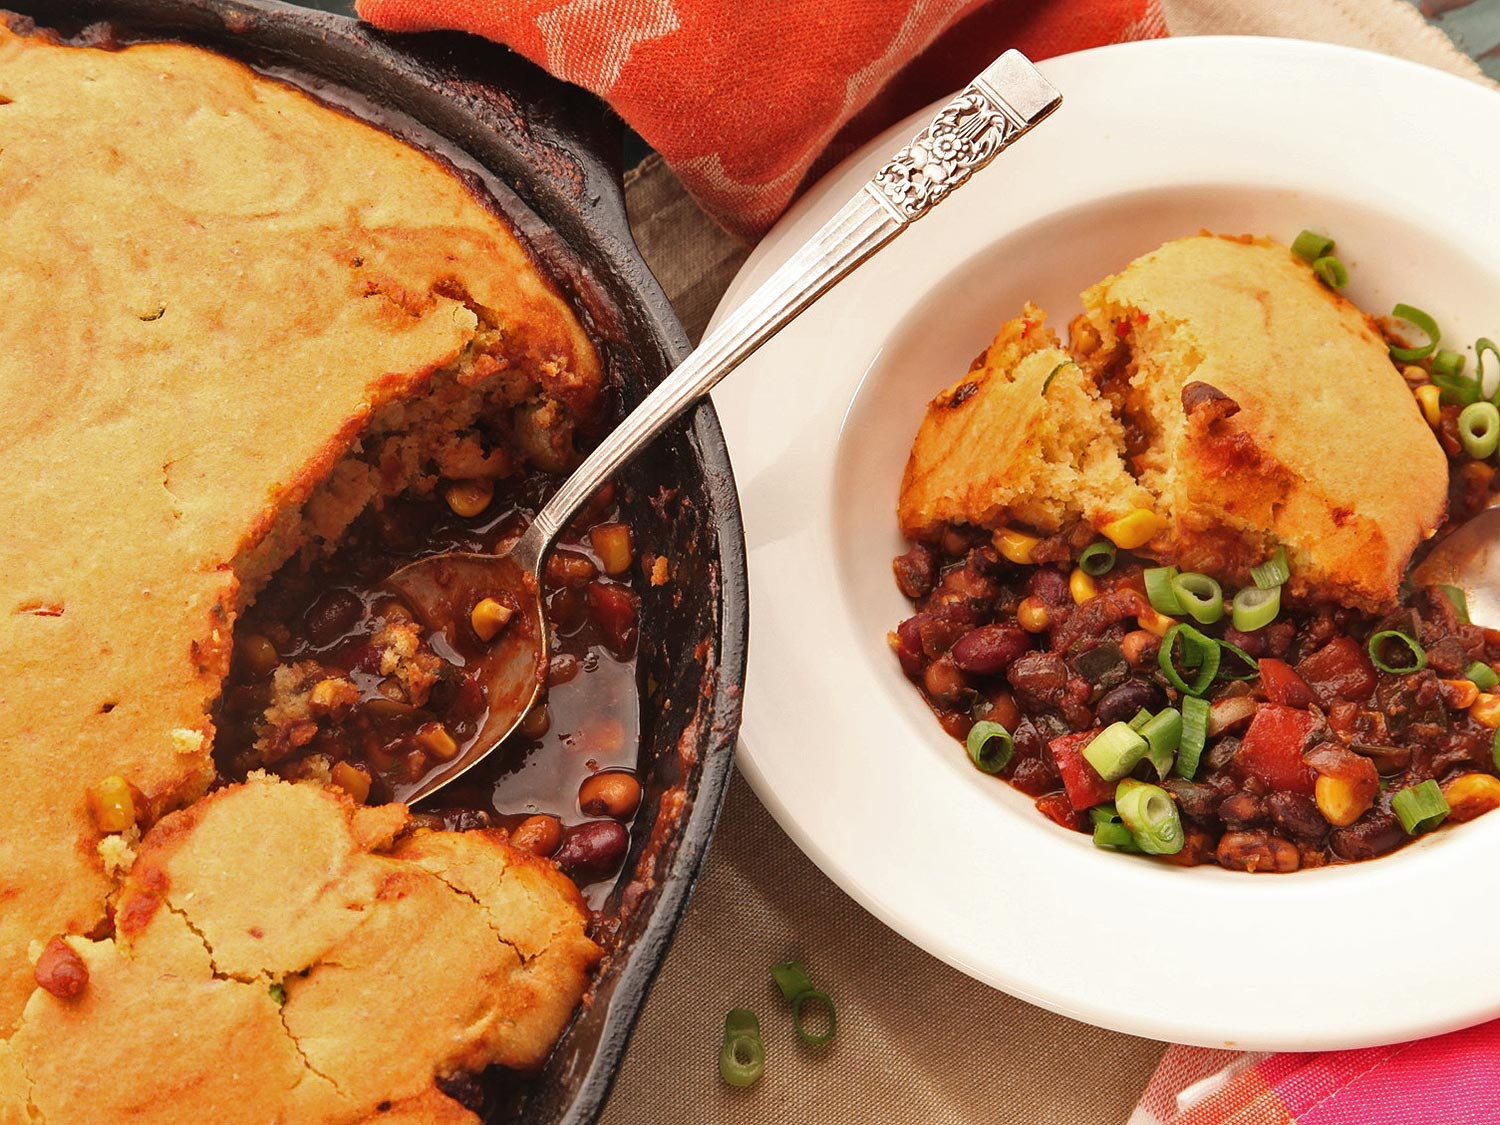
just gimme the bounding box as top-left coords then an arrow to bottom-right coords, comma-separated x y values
1401,364 -> 1429,384
1136,607 -> 1177,637
1100,509 -> 1166,550
415,722 -> 460,762
1416,384 -> 1442,427
589,522 -> 634,576
1442,773 -> 1500,822
87,776 -> 136,834
1069,567 -> 1098,605
470,597 -> 514,642
330,761 -> 372,805
1440,678 -> 1481,710
1470,692 -> 1500,729
993,528 -> 1040,565
1314,774 -> 1375,827
443,478 -> 494,518
1017,596 -> 1051,633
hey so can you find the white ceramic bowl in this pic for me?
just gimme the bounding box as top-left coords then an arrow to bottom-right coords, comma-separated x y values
708,36 -> 1500,1050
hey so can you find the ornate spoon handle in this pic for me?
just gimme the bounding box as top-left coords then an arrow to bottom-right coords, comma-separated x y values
516,51 -> 1061,568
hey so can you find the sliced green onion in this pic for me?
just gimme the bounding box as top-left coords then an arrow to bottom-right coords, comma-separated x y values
1158,623 -> 1221,696
1115,778 -> 1185,855
1312,255 -> 1348,289
1388,303 -> 1440,363
1140,707 -> 1183,778
1459,401 -> 1500,459
1250,547 -> 1290,589
1079,539 -> 1118,576
1291,229 -> 1334,262
1433,368 -> 1483,406
1175,695 -> 1210,779
1367,630 -> 1428,674
770,961 -> 813,1003
269,982 -> 286,1006
1041,360 -> 1074,396
1468,661 -> 1500,692
965,720 -> 1014,774
1217,640 -> 1261,681
1432,349 -> 1467,379
720,1010 -> 766,1088
791,990 -> 836,1045
1232,585 -> 1282,632
1144,566 -> 1185,616
1092,819 -> 1141,852
1493,728 -> 1500,774
1170,572 -> 1224,625
1128,708 -> 1153,731
1391,779 -> 1449,835
1478,338 -> 1500,402
1082,720 -> 1149,782
1437,584 -> 1471,624
1089,803 -> 1121,826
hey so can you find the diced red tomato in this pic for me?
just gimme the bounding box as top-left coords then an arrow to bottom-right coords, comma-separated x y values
1259,658 -> 1315,708
1034,791 -> 1087,831
1296,636 -> 1377,704
1049,730 -> 1116,810
1237,704 -> 1316,794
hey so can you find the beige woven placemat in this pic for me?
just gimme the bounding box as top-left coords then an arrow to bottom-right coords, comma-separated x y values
600,5 -> 1484,1122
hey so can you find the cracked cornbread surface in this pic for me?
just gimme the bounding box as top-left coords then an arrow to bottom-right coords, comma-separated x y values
0,15 -> 603,1118
2,777 -> 601,1124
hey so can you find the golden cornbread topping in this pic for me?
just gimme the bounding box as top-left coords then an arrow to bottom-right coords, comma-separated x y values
0,16 -> 640,1123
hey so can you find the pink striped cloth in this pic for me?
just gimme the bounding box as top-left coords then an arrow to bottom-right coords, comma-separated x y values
1131,1024 -> 1500,1125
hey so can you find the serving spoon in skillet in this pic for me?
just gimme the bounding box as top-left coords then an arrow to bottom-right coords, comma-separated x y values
385,51 -> 1062,803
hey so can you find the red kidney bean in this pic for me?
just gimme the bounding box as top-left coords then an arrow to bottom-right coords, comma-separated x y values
587,581 -> 639,656
34,936 -> 87,999
1027,567 -> 1071,606
1006,651 -> 1069,711
1221,626 -> 1267,657
1095,679 -> 1161,727
303,588 -> 363,647
1009,756 -> 1056,797
891,618 -> 925,680
951,625 -> 1031,676
555,820 -> 629,882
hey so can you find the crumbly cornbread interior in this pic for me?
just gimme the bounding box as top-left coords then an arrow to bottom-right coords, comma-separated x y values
0,19 -> 608,1123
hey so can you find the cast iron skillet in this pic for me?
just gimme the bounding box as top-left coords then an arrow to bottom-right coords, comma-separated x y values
4,2 -> 748,1121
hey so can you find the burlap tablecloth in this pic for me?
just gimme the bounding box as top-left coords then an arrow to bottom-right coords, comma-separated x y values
600,5 -> 1487,1122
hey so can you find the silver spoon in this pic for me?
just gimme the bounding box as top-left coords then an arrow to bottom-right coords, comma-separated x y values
386,51 -> 1062,803
1411,504 -> 1500,627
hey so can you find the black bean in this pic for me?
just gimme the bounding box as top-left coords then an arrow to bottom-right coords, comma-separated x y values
303,589 -> 363,647
1217,790 -> 1264,829
1095,679 -> 1161,727
1329,811 -> 1406,861
1265,791 -> 1326,841
893,544 -> 938,599
1006,651 -> 1069,711
1164,778 -> 1221,825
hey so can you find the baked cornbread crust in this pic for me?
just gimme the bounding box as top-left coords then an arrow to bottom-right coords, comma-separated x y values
0,16 -> 604,1115
898,235 -> 1447,608
1081,235 -> 1446,607
2,776 -> 601,1124
898,304 -> 1153,538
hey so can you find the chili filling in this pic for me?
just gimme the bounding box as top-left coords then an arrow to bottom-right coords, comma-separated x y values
892,340 -> 1500,872
215,465 -> 644,899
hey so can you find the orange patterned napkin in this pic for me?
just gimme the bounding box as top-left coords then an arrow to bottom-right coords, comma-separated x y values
355,0 -> 1165,239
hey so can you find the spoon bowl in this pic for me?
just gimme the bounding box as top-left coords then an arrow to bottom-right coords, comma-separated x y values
1411,504 -> 1500,629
